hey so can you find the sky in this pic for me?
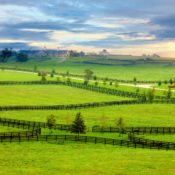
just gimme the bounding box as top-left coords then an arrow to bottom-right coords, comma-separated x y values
0,0 -> 175,57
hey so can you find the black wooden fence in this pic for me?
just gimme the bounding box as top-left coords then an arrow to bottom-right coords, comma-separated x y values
92,126 -> 175,134
0,80 -> 173,101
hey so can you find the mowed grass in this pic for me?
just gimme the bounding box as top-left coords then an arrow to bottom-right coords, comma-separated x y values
0,126 -> 24,132
1,104 -> 175,127
0,85 -> 130,106
1,57 -> 175,80
0,142 -> 175,175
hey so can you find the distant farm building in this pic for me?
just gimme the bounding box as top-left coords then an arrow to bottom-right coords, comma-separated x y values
20,50 -> 70,57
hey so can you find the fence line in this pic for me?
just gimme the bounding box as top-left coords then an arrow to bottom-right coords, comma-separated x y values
0,80 -> 173,101
92,126 -> 175,134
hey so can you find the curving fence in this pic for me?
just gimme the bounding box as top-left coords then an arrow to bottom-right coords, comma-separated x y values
0,80 -> 173,101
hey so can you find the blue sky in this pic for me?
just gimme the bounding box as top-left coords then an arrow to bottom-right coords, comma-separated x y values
0,0 -> 175,56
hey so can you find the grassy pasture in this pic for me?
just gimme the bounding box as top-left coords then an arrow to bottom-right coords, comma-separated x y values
0,143 -> 175,175
0,85 -> 130,106
1,104 -> 175,127
1,56 -> 175,80
1,56 -> 175,175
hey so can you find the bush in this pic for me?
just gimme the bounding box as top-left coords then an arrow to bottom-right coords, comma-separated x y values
46,114 -> 56,130
50,73 -> 54,77
95,81 -> 98,86
70,112 -> 86,134
16,53 -> 28,62
109,81 -> 113,86
158,81 -> 161,86
115,117 -> 125,135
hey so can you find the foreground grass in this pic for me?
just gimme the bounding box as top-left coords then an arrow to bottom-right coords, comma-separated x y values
0,142 -> 175,175
1,104 -> 175,127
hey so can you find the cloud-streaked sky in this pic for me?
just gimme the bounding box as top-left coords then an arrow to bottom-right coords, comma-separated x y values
0,0 -> 175,56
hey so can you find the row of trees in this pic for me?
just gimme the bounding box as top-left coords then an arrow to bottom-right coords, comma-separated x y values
0,48 -> 28,62
46,113 -> 125,135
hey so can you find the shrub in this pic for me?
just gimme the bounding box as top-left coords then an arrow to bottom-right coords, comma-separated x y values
158,81 -> 161,86
40,71 -> 48,81
50,73 -> 54,77
95,81 -> 98,86
46,114 -> 56,130
70,112 -> 86,134
109,81 -> 113,86
115,117 -> 125,135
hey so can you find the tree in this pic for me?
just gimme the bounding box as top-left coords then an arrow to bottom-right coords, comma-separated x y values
167,89 -> 172,99
46,114 -> 56,130
115,81 -> 119,88
84,69 -> 93,82
34,65 -> 37,71
115,117 -> 125,136
169,79 -> 173,85
100,113 -> 107,131
69,50 -> 80,57
110,81 -> 113,86
158,81 -> 161,86
147,88 -> 155,102
16,52 -> 28,62
52,69 -> 55,74
0,48 -> 12,62
70,112 -> 86,134
133,77 -> 137,85
95,81 -> 98,86
40,71 -> 48,81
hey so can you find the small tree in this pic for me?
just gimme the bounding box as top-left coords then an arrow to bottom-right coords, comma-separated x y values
84,69 -> 93,82
147,88 -> 155,102
169,79 -> 173,85
52,69 -> 55,74
93,75 -> 97,80
46,114 -> 56,130
40,71 -> 47,81
109,81 -> 113,86
167,89 -> 172,99
100,113 -> 107,131
115,81 -> 119,88
115,117 -> 125,136
103,80 -> 107,85
95,81 -> 98,86
158,81 -> 161,86
0,48 -> 12,62
133,77 -> 137,86
50,73 -> 54,77
16,52 -> 28,62
70,112 -> 86,134
34,65 -> 37,71
66,70 -> 69,76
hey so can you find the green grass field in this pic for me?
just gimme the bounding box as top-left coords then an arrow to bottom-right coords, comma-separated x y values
1,57 -> 175,175
1,56 -> 175,80
0,85 -> 129,106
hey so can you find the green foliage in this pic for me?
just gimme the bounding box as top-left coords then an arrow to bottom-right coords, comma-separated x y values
84,69 -> 93,81
52,69 -> 55,74
66,70 -> 69,76
46,114 -> 56,129
70,112 -> 86,134
158,81 -> 161,86
34,65 -> 37,71
57,77 -> 60,81
16,52 -> 28,62
115,117 -> 125,135
115,81 -> 119,87
69,50 -> 80,57
40,71 -> 47,81
103,80 -> 107,85
147,89 -> 155,102
109,81 -> 113,86
169,79 -> 173,84
0,48 -> 12,62
167,89 -> 172,99
95,81 -> 98,86
50,73 -> 54,77
93,75 -> 97,80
